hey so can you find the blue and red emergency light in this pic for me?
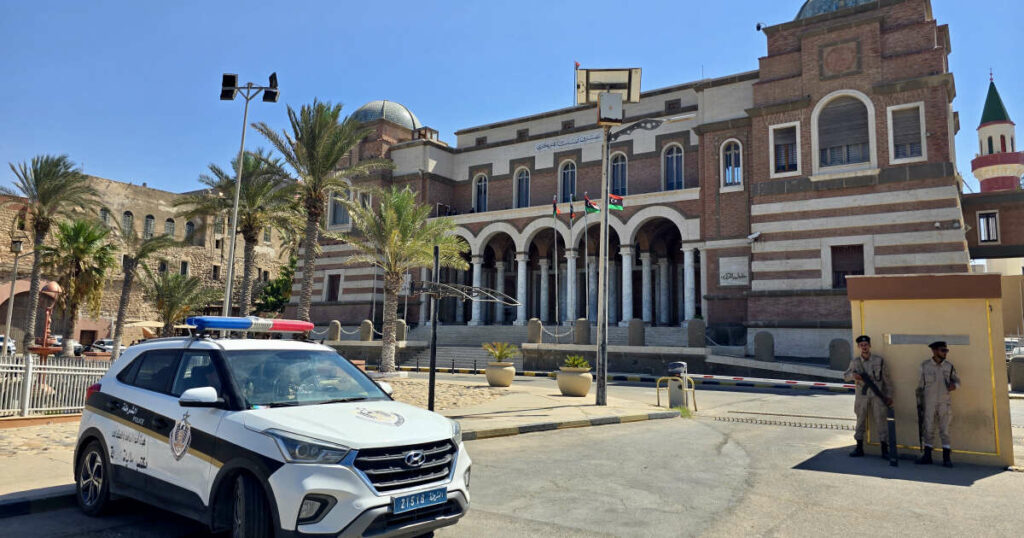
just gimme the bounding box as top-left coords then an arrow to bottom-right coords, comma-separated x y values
185,316 -> 314,333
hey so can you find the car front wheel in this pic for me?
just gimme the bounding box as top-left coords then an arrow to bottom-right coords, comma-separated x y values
232,473 -> 272,538
76,441 -> 110,516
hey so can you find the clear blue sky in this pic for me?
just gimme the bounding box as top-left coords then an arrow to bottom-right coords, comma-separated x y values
1,0 -> 1020,193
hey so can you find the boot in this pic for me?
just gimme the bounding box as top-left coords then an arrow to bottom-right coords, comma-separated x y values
942,448 -> 953,468
916,447 -> 933,465
880,442 -> 889,459
849,441 -> 864,457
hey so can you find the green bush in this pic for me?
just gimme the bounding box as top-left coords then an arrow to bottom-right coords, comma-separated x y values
563,355 -> 591,369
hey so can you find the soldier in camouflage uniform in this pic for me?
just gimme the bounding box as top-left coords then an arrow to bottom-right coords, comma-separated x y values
843,335 -> 893,458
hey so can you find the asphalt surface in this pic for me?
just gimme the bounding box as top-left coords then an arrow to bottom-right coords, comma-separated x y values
2,378 -> 1022,537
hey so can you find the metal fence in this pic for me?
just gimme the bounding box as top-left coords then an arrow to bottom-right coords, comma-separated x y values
0,355 -> 112,417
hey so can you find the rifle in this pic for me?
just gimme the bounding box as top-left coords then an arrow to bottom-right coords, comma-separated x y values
916,386 -> 925,454
858,366 -> 899,467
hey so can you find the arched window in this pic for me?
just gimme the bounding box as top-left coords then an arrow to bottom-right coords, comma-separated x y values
99,208 -> 110,225
611,154 -> 627,196
818,96 -> 870,168
988,136 -> 994,155
185,221 -> 196,241
164,218 -> 175,237
473,175 -> 488,212
663,145 -> 683,190
143,215 -> 155,239
722,140 -> 743,187
1001,135 -> 1007,153
330,191 -> 350,226
122,211 -> 134,233
560,161 -> 576,203
515,168 -> 530,209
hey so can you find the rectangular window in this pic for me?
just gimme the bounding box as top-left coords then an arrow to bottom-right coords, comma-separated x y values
215,239 -> 222,250
180,261 -> 189,276
212,265 -> 220,280
263,270 -> 270,282
831,245 -> 864,289
890,105 -> 924,161
214,217 -> 224,235
665,99 -> 681,113
158,261 -> 168,274
330,193 -> 350,226
516,128 -> 529,141
979,212 -> 999,243
360,193 -> 371,209
326,274 -> 341,302
475,136 -> 487,146
264,228 -> 271,243
561,119 -> 575,131
773,126 -> 798,173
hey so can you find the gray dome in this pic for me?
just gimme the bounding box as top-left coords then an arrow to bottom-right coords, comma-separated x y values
796,0 -> 876,20
352,100 -> 422,130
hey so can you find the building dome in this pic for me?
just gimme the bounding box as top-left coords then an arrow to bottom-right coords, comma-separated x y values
352,100 -> 422,130
795,0 -> 876,20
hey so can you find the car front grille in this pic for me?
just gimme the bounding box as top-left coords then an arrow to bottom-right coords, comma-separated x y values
353,439 -> 456,493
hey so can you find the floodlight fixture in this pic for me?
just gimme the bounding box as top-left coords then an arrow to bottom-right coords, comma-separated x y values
263,72 -> 279,102
221,73 -> 238,100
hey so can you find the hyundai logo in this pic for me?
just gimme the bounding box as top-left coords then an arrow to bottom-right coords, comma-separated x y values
404,450 -> 426,467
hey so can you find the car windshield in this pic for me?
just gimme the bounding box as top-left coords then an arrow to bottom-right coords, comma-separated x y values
221,349 -> 388,408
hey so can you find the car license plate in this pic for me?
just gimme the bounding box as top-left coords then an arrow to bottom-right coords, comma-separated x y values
392,487 -> 447,514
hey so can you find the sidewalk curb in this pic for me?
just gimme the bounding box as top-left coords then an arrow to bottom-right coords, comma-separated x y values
460,410 -> 681,442
0,485 -> 75,519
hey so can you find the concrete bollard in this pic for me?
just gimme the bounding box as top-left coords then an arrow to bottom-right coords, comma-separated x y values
396,319 -> 407,342
686,319 -> 705,347
754,331 -> 775,362
829,338 -> 852,371
328,320 -> 341,341
1010,356 -> 1024,393
359,320 -> 373,341
628,319 -> 645,347
527,318 -> 542,343
574,319 -> 590,345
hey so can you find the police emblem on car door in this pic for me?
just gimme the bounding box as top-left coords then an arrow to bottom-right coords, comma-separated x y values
169,412 -> 192,461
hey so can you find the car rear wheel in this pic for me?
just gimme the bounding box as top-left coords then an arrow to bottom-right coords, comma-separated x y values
76,441 -> 110,516
232,473 -> 272,538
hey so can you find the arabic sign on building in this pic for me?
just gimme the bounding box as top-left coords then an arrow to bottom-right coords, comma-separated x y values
535,133 -> 602,152
719,257 -> 750,287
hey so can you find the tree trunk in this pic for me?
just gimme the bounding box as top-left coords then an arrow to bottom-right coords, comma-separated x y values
63,302 -> 78,357
22,228 -> 47,351
380,273 -> 401,373
298,216 -> 319,322
112,260 -> 136,361
240,236 -> 256,317
161,321 -> 174,338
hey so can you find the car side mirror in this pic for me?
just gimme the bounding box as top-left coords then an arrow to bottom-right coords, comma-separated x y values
179,386 -> 225,408
377,381 -> 393,397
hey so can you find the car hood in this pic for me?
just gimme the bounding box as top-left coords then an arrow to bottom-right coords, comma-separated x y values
239,399 -> 455,449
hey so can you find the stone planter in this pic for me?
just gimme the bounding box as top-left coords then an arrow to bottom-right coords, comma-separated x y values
485,362 -> 515,387
557,367 -> 593,397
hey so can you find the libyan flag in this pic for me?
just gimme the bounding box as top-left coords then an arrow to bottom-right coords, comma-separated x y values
584,194 -> 600,214
608,194 -> 624,211
552,195 -> 560,217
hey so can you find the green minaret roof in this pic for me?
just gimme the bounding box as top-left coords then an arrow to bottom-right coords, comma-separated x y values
980,80 -> 1012,126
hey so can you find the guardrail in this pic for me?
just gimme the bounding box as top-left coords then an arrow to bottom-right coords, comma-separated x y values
0,355 -> 111,417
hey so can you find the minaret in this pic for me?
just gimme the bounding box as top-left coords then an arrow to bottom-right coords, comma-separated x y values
971,73 -> 1024,192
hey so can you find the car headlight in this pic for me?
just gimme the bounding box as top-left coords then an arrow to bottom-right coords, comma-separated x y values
264,429 -> 350,464
451,420 -> 462,444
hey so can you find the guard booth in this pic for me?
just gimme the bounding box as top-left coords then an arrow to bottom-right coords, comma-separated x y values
847,274 -> 1014,467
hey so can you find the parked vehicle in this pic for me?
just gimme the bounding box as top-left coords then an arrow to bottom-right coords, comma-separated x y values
88,339 -> 125,354
0,335 -> 16,355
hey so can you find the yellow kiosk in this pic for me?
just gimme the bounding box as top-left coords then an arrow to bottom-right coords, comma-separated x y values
847,274 -> 1014,467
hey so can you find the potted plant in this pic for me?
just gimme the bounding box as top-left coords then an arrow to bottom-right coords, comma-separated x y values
482,342 -> 519,387
557,355 -> 593,397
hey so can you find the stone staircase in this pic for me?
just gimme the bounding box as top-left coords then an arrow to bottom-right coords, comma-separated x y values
407,325 -> 529,347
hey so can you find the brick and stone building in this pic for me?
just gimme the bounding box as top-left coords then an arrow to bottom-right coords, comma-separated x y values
294,0 -> 985,357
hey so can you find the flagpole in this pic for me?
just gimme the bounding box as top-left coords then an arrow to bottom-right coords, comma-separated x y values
552,197 -> 560,344
584,192 -> 590,323
596,124 -> 611,406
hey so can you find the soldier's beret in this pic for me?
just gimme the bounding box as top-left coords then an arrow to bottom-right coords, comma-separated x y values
928,341 -> 947,349
855,335 -> 871,344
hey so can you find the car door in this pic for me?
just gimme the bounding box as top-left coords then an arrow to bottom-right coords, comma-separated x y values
144,349 -> 228,513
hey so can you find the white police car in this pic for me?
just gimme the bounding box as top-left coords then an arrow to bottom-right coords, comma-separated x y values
74,316 -> 470,537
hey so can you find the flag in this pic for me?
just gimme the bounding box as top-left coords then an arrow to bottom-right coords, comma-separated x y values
569,199 -> 576,220
575,61 -> 580,69
608,194 -> 624,211
584,194 -> 600,214
552,196 -> 560,217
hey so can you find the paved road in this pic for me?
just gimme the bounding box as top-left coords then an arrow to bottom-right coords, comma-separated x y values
3,379 -> 1022,537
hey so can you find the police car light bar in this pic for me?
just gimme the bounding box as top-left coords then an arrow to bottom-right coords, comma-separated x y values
185,316 -> 314,333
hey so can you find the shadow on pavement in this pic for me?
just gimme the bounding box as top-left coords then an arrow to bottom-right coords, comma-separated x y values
793,447 -> 1005,487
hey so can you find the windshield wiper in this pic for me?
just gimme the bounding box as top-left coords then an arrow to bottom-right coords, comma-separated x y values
313,397 -> 368,405
265,401 -> 302,408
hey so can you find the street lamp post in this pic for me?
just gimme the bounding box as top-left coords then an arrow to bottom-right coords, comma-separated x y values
2,240 -> 27,360
219,72 -> 279,320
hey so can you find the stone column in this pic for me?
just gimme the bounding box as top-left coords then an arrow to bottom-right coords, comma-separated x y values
468,257 -> 484,326
608,260 -> 619,325
640,252 -> 653,324
676,266 -> 684,325
619,246 -> 634,326
683,247 -> 696,321
493,261 -> 506,324
539,258 -> 550,323
657,257 -> 671,325
565,250 -> 577,324
419,268 -> 429,325
587,256 -> 598,322
515,252 -> 529,326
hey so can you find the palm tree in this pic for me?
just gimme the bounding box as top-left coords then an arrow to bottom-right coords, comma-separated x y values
107,215 -> 180,360
37,220 -> 117,357
2,155 -> 98,350
175,149 -> 297,317
142,270 -> 222,337
253,100 -> 392,321
332,186 -> 468,373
